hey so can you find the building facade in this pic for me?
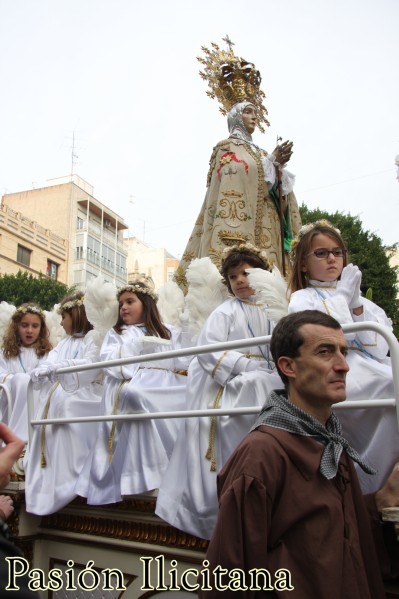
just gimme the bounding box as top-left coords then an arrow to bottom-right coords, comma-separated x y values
126,236 -> 179,291
0,202 -> 69,283
2,175 -> 128,291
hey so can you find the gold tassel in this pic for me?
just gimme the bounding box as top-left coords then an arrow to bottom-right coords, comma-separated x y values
108,381 -> 126,464
40,382 -> 60,468
205,386 -> 224,472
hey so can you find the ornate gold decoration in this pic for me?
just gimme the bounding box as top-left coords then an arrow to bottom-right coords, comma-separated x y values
216,196 -> 251,229
40,511 -> 209,551
244,142 -> 268,245
198,36 -> 270,132
217,230 -> 249,246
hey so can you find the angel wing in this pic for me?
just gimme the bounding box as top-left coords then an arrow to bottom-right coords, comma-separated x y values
44,304 -> 65,347
84,276 -> 119,347
185,257 -> 229,342
157,281 -> 185,328
0,301 -> 16,343
247,266 -> 289,323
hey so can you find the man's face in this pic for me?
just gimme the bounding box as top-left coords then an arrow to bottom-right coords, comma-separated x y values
284,324 -> 349,419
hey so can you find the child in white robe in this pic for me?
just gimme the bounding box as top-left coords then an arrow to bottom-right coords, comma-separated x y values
75,281 -> 190,505
156,245 -> 284,540
288,219 -> 399,492
25,292 -> 102,515
0,303 -> 52,443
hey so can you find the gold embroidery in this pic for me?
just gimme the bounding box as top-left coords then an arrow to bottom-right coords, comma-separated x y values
244,143 -> 267,246
211,351 -> 228,379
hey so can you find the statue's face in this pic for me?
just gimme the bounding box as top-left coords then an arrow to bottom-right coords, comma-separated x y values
241,104 -> 257,134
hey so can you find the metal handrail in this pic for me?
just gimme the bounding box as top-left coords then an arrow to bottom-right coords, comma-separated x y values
27,321 -> 399,444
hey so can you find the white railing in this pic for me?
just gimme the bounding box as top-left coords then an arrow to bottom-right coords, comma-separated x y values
0,383 -> 13,423
26,321 -> 399,445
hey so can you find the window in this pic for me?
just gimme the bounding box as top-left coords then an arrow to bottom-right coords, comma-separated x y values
17,245 -> 31,266
47,260 -> 59,280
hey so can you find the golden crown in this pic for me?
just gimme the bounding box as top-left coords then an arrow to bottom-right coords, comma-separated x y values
198,35 -> 270,133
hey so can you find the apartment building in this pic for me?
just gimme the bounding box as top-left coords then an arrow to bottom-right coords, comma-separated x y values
2,175 -> 128,291
0,202 -> 68,283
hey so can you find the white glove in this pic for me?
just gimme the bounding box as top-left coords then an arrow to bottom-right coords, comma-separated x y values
31,364 -> 56,384
233,357 -> 268,374
336,264 -> 361,306
347,265 -> 363,310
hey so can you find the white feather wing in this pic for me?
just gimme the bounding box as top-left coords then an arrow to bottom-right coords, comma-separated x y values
185,257 -> 229,342
247,267 -> 289,323
0,302 -> 16,343
44,304 -> 66,347
84,276 -> 119,347
157,281 -> 185,328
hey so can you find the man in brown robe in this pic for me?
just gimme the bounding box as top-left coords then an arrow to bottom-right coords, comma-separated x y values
200,310 -> 399,598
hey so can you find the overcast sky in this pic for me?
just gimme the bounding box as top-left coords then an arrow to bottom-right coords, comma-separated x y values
1,0 -> 398,258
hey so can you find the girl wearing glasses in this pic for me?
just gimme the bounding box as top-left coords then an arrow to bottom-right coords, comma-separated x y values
288,219 -> 398,494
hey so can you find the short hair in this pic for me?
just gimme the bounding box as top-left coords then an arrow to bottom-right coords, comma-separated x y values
221,249 -> 270,295
270,310 -> 342,387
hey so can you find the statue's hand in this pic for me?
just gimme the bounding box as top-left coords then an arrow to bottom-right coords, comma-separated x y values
272,140 -> 293,165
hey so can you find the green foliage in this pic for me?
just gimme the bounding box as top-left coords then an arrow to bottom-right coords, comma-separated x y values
299,205 -> 399,339
0,271 -> 75,310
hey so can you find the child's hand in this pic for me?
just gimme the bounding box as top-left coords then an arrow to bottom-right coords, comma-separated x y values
347,265 -> 363,310
337,264 -> 361,306
0,423 -> 24,489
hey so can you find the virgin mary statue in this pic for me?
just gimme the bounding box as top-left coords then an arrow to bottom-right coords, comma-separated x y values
175,37 -> 301,290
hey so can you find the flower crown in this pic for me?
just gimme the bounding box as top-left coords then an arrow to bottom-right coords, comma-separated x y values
16,305 -> 44,317
117,284 -> 158,302
57,296 -> 85,314
290,219 -> 341,252
221,242 -> 271,269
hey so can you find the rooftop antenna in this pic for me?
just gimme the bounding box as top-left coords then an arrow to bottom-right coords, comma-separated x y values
71,130 -> 79,175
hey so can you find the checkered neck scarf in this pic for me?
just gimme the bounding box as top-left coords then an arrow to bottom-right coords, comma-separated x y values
251,390 -> 376,480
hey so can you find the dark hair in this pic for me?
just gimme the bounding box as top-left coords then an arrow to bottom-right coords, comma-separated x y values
270,310 -> 342,387
288,225 -> 348,294
221,249 -> 271,295
60,292 -> 93,336
115,282 -> 171,339
2,303 -> 52,358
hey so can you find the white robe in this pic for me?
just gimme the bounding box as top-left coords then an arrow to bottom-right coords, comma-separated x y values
155,297 -> 284,540
75,323 -> 189,504
288,280 -> 399,493
24,332 -> 102,515
0,347 -> 47,442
